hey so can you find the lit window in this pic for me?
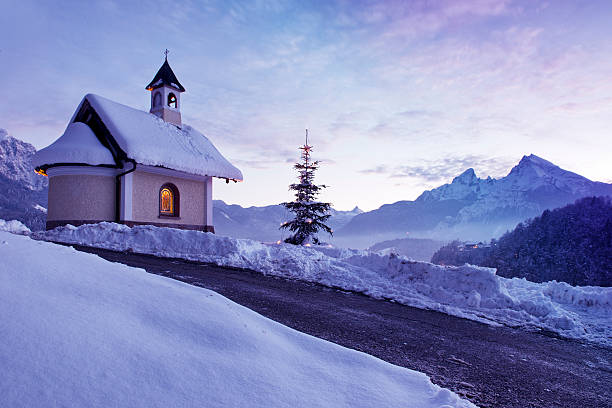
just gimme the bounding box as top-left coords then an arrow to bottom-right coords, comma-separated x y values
160,188 -> 173,214
168,93 -> 177,108
159,183 -> 179,216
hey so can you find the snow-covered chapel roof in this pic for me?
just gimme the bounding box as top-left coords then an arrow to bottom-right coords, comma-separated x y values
34,94 -> 243,181
33,122 -> 116,168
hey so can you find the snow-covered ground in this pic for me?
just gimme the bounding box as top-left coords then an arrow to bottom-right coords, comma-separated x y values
0,218 -> 31,235
34,222 -> 612,346
0,229 -> 475,408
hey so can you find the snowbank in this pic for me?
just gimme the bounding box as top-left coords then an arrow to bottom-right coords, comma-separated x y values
0,230 -> 475,408
0,219 -> 30,235
35,222 -> 612,346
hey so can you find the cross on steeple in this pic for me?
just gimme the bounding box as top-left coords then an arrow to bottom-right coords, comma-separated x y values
164,48 -> 170,60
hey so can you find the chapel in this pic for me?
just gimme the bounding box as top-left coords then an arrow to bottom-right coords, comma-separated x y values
32,56 -> 242,232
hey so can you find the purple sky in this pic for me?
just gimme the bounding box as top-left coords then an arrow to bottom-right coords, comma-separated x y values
1,0 -> 611,210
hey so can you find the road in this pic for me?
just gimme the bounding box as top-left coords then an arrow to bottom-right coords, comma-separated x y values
74,245 -> 611,408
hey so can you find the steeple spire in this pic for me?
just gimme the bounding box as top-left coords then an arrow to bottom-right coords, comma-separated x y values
147,53 -> 185,127
145,55 -> 185,92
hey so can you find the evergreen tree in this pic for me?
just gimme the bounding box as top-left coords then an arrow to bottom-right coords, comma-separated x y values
430,196 -> 612,286
281,130 -> 332,245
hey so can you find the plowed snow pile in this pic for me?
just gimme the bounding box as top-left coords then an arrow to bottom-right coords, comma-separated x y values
36,222 -> 611,346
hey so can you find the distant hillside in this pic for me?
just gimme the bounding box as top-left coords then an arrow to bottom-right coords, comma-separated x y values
214,200 -> 362,242
337,155 -> 612,244
0,130 -> 48,230
431,197 -> 612,287
0,174 -> 48,231
368,238 -> 445,262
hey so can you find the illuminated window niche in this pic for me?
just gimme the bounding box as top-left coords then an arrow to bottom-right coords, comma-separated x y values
167,93 -> 177,108
159,183 -> 179,217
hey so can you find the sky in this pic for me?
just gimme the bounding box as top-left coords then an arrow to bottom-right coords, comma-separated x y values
1,0 -> 611,211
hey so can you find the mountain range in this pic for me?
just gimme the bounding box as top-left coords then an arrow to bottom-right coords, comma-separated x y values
214,201 -> 362,242
1,129 -> 610,249
336,154 -> 612,246
0,129 -> 48,191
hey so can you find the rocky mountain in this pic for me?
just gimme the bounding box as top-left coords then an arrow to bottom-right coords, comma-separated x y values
337,154 -> 612,244
214,200 -> 362,242
0,129 -> 47,191
0,130 -> 48,230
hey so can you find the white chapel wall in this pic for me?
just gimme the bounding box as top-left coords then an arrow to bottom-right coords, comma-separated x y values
131,170 -> 205,227
47,175 -> 116,222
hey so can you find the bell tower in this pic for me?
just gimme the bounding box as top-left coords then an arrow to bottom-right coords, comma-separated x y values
146,50 -> 185,127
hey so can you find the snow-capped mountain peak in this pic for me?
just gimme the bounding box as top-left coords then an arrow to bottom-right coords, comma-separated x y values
508,154 -> 560,179
341,154 -> 612,242
452,168 -> 478,185
349,206 -> 364,214
417,168 -> 482,202
419,153 -> 601,204
505,153 -> 594,195
518,153 -> 555,167
0,129 -> 47,191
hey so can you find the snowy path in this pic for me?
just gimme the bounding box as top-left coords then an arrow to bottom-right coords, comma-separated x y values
73,245 -> 612,408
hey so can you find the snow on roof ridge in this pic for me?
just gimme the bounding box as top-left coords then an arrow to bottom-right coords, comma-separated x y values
83,94 -> 243,180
